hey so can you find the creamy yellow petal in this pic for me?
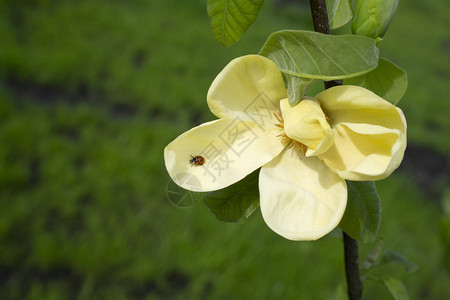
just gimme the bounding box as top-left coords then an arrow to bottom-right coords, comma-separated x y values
259,148 -> 347,241
316,85 -> 406,131
164,118 -> 285,192
207,55 -> 287,129
316,85 -> 407,180
318,122 -> 406,181
280,98 -> 333,156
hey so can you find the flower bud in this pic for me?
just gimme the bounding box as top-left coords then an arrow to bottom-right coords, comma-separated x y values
352,0 -> 399,39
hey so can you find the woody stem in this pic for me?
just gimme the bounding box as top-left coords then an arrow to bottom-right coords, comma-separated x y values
308,1 -> 362,300
343,232 -> 363,300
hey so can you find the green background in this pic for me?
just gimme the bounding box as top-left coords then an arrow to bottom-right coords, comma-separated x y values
0,0 -> 449,299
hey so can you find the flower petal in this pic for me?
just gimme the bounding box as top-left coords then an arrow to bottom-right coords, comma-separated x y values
259,148 -> 347,241
207,55 -> 287,129
164,118 -> 285,192
318,122 -> 406,181
316,85 -> 406,131
280,98 -> 333,156
316,85 -> 407,181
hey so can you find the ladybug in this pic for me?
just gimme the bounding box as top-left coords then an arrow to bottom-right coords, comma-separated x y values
189,155 -> 205,166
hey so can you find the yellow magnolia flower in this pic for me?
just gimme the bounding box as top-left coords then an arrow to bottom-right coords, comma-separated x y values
164,55 -> 406,241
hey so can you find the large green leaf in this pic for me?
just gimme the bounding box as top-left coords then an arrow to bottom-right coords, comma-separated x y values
203,169 -> 260,223
207,0 -> 265,47
339,181 -> 381,243
259,30 -> 379,80
382,277 -> 410,300
326,0 -> 352,29
345,58 -> 407,104
352,0 -> 399,39
259,30 -> 379,105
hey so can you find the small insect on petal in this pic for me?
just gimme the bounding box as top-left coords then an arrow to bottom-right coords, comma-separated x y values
189,155 -> 205,166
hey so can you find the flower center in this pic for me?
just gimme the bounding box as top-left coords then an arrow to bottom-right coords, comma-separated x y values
274,111 -> 308,155
277,98 -> 335,157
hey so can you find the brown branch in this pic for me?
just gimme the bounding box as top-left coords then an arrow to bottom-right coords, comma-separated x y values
309,0 -> 330,34
343,232 -> 363,300
308,1 -> 362,299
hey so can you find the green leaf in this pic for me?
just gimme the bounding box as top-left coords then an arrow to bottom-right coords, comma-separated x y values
345,58 -> 407,104
166,179 -> 205,208
259,30 -> 379,80
352,0 -> 399,39
382,277 -> 410,300
379,250 -> 419,273
207,0 -> 265,47
339,181 -> 381,243
204,169 -> 260,223
326,0 -> 352,29
259,30 -> 379,105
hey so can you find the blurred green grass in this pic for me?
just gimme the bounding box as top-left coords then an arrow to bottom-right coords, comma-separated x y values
0,0 -> 449,299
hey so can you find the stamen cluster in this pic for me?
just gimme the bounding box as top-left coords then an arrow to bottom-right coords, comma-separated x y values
274,112 -> 307,155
